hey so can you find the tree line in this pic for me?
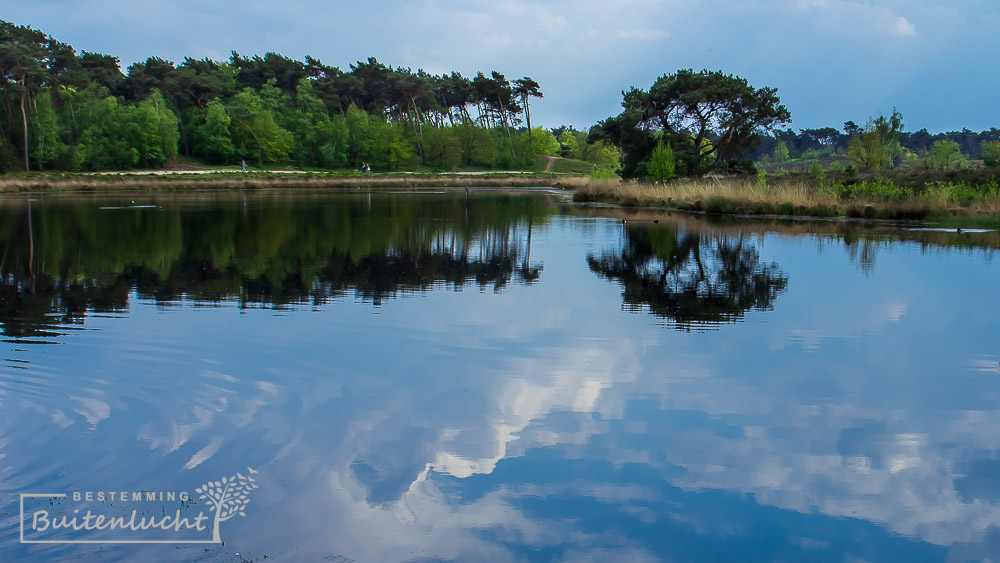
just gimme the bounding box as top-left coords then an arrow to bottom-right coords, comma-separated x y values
5,17 -> 992,179
0,19 -> 605,173
754,117 -> 1000,170
589,70 -> 999,181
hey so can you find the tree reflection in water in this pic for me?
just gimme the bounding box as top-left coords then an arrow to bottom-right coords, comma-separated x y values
588,223 -> 789,330
0,192 -> 551,340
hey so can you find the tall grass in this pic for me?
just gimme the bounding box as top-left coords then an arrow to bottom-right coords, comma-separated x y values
577,177 -> 837,215
575,176 -> 1000,222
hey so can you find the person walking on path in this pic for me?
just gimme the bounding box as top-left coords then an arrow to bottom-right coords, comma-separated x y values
241,159 -> 248,173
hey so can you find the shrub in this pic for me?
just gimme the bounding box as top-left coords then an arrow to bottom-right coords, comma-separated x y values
647,141 -> 676,182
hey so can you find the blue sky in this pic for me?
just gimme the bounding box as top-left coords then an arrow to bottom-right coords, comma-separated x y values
7,0 -> 999,133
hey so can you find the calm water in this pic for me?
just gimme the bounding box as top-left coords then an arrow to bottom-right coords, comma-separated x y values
1,190 -> 998,562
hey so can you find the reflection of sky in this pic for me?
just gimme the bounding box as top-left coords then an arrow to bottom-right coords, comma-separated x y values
1,214 -> 999,561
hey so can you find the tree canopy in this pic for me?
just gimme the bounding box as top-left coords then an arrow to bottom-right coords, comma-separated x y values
590,69 -> 791,178
0,18 -> 551,172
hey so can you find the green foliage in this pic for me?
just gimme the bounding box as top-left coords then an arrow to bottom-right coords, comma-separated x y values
425,126 -> 462,169
0,19 -> 547,172
28,89 -> 65,170
799,149 -> 820,160
123,90 -> 180,167
772,141 -> 790,164
192,99 -> 236,163
345,104 -> 373,166
590,167 -> 619,180
847,109 -> 904,171
75,90 -> 139,170
981,140 -> 1000,167
228,88 -> 293,164
578,140 -> 621,169
457,119 -> 495,167
591,68 -> 790,178
545,158 -> 599,174
808,157 -> 823,175
756,169 -> 768,189
647,141 -> 676,182
837,177 -> 912,202
527,127 -> 559,157
924,139 -> 965,171
558,130 -> 579,158
320,114 -> 350,167
370,121 -> 414,170
923,179 -> 1000,205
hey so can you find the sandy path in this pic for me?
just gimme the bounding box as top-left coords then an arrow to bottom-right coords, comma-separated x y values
93,169 -> 538,176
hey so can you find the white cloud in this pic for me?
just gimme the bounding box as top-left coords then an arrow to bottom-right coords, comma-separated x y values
890,14 -> 916,36
790,0 -> 916,38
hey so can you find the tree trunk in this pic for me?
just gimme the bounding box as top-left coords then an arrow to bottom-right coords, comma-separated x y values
38,127 -> 44,171
66,92 -> 77,144
20,88 -> 30,172
524,96 -> 532,139
175,105 -> 190,157
497,95 -> 514,161
411,97 -> 426,165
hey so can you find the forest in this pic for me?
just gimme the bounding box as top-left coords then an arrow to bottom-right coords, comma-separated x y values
2,18 -> 996,181
0,19 -> 619,173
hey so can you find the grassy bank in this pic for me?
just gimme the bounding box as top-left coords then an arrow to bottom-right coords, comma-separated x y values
0,171 -> 590,193
575,176 -> 1000,228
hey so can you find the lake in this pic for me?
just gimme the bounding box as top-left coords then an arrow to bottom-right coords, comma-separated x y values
1,189 -> 998,562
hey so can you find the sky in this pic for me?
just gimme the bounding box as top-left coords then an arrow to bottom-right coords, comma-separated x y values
6,0 -> 999,134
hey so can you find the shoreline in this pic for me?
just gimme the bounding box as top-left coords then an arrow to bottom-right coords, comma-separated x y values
0,171 -> 590,193
4,171 -> 999,230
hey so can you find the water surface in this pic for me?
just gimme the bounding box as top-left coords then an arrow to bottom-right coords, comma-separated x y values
1,190 -> 998,561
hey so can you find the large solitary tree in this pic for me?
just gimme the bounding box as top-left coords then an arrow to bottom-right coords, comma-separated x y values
590,69 -> 790,178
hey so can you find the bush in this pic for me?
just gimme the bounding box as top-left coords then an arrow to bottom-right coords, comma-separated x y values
923,139 -> 965,171
841,177 -> 912,202
980,140 -> 1000,167
647,141 -> 676,182
808,157 -> 823,175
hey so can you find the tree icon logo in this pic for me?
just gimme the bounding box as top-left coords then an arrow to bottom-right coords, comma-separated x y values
195,467 -> 260,543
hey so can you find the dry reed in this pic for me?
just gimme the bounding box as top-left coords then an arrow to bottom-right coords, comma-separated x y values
575,177 -> 1000,223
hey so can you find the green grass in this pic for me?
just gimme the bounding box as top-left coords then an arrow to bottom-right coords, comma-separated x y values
550,158 -> 599,174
